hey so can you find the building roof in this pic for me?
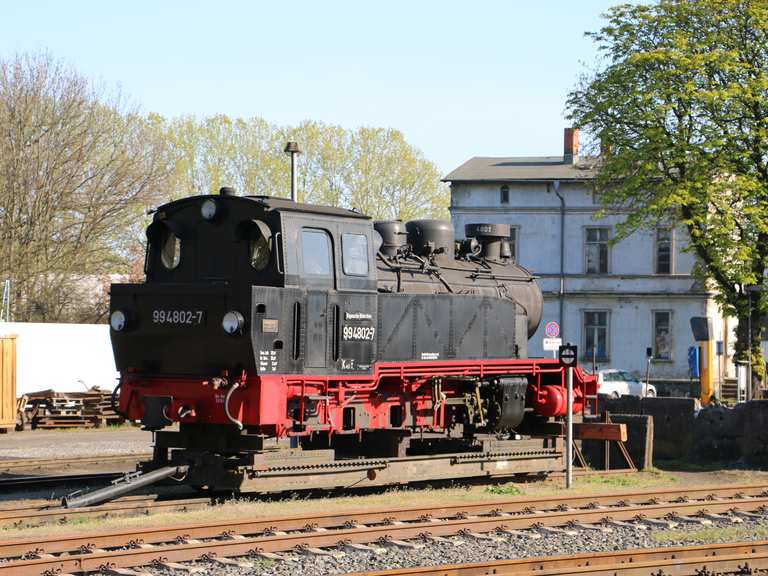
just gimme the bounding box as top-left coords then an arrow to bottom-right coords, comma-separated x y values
443,156 -> 599,183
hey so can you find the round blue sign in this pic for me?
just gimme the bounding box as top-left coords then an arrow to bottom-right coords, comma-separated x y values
544,321 -> 560,338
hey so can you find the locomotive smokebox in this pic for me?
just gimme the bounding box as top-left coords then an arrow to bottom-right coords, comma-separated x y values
465,223 -> 511,261
374,220 -> 408,257
406,220 -> 454,259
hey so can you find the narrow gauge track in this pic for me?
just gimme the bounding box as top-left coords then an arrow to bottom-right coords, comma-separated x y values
0,495 -> 211,529
2,484 -> 768,575
0,472 -> 123,490
351,541 -> 768,576
0,453 -> 151,472
0,481 -> 764,530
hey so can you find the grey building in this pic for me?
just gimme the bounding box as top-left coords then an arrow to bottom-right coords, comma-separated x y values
445,128 -> 732,383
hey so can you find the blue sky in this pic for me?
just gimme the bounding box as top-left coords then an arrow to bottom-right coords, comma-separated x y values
2,0 -> 618,173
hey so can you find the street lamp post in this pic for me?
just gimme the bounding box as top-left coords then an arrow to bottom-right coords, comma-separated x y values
284,141 -> 302,202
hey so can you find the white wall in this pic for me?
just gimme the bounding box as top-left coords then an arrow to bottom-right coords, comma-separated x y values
450,180 -> 721,380
529,296 -> 707,379
0,322 -> 118,395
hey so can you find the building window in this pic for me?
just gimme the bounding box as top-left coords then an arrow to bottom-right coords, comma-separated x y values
508,227 -> 518,262
500,185 -> 509,204
653,311 -> 673,360
583,310 -> 609,361
585,227 -> 610,274
655,227 -> 673,274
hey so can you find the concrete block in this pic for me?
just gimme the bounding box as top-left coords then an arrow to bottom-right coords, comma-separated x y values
736,400 -> 768,467
692,404 -> 740,462
640,397 -> 697,460
600,394 -> 642,415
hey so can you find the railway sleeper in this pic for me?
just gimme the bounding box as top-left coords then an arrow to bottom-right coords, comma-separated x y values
341,541 -> 387,554
673,514 -> 713,526
156,561 -> 205,574
534,524 -> 579,536
254,550 -> 290,562
208,556 -> 253,569
460,529 -> 504,542
423,534 -> 464,546
296,545 -> 345,559
605,519 -> 648,530
569,521 -> 613,533
103,568 -> 154,576
700,511 -> 743,523
498,528 -> 542,539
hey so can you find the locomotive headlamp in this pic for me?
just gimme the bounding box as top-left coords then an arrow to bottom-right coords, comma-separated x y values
201,199 -> 217,221
222,311 -> 245,335
110,310 -> 127,332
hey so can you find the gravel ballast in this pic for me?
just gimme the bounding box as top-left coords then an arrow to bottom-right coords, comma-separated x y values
154,516 -> 768,576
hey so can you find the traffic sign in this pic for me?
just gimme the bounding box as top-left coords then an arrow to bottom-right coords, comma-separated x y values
544,321 -> 560,338
543,337 -> 562,351
559,344 -> 577,366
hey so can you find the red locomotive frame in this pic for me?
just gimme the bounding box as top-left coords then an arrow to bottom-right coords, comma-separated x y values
120,358 -> 597,438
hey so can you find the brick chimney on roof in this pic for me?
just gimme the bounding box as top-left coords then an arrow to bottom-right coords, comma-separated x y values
564,127 -> 579,164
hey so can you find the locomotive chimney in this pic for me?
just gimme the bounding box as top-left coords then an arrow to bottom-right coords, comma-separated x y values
284,141 -> 302,201
564,127 -> 579,165
465,223 -> 511,261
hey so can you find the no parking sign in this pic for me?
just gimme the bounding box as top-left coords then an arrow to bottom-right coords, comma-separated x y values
544,321 -> 560,338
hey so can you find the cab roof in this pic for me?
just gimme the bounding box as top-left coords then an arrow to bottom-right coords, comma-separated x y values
156,194 -> 370,220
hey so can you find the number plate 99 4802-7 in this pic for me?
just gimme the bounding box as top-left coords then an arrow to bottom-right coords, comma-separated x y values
152,309 -> 206,326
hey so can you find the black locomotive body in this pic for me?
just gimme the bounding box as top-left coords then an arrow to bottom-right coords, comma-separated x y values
110,189 -> 595,488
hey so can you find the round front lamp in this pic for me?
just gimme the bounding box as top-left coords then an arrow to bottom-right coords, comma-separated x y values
110,310 -> 127,332
222,311 -> 245,335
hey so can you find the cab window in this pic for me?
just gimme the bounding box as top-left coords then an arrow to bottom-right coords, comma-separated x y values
301,229 -> 332,276
160,227 -> 181,269
342,233 -> 369,276
247,220 -> 272,271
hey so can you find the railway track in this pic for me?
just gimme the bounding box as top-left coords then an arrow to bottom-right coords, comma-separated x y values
1,483 -> 768,575
0,472 -> 124,490
0,494 -> 211,529
0,453 -> 151,472
0,479 -> 761,530
353,541 -> 768,575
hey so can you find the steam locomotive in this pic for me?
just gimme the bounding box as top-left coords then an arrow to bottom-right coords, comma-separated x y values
108,188 -> 596,492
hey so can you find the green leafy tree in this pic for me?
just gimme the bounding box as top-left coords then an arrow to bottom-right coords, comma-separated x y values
161,117 -> 448,220
568,0 -> 768,394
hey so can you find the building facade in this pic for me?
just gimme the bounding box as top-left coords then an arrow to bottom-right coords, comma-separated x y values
445,129 -> 733,384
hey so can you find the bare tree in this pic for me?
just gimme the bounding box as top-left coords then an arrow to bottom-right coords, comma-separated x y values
0,53 -> 170,322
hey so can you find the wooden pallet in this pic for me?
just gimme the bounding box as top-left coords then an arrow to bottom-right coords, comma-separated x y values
20,388 -> 124,430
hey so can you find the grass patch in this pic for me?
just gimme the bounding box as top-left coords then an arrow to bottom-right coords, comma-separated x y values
652,523 -> 768,545
654,459 -> 733,472
576,468 -> 677,489
485,483 -> 522,496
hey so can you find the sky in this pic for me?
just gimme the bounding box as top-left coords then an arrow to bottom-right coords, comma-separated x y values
1,0 -> 619,173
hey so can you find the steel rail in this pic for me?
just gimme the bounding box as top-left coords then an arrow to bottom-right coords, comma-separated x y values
0,496 -> 211,529
1,480 -> 765,531
0,472 -> 123,490
0,453 -> 151,471
2,489 -> 768,574
348,541 -> 768,576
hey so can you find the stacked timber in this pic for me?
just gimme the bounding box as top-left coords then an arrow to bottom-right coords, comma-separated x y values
19,388 -> 124,430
